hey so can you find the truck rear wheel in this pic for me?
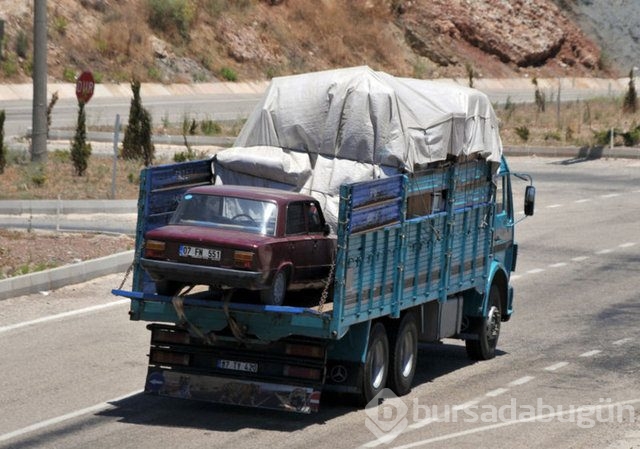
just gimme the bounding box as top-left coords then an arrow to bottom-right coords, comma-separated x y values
465,283 -> 501,360
388,312 -> 418,396
361,322 -> 389,404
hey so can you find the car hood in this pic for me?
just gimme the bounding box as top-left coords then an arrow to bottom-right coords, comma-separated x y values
145,224 -> 275,249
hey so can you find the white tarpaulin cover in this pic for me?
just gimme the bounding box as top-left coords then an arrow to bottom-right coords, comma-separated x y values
212,66 -> 503,227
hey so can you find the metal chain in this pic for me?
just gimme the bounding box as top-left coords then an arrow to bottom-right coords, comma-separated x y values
317,255 -> 336,313
117,262 -> 134,290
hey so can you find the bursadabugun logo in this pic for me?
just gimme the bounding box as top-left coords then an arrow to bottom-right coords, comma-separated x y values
364,389 -> 409,443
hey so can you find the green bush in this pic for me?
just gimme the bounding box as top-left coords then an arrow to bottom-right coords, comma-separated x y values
622,126 -> 640,147
71,103 -> 91,176
1,55 -> 18,77
623,69 -> 638,114
200,119 -> 222,135
63,67 -> 76,82
544,131 -> 561,142
515,126 -> 530,142
147,0 -> 195,41
15,30 -> 29,58
122,80 -> 155,166
220,67 -> 238,82
592,129 -> 617,146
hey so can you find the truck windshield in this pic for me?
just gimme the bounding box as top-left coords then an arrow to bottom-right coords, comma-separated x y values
170,193 -> 278,236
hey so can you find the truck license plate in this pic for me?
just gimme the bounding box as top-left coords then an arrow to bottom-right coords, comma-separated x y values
179,245 -> 221,261
217,359 -> 258,373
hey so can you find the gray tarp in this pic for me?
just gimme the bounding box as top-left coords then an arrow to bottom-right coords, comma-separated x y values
212,66 -> 503,227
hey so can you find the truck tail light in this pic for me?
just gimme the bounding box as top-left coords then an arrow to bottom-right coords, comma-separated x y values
150,350 -> 190,367
283,365 -> 322,381
145,240 -> 166,258
233,251 -> 254,269
285,343 -> 325,359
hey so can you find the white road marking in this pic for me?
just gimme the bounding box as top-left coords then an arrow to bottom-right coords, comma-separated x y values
571,256 -> 589,262
546,204 -> 562,209
451,400 -> 481,411
508,376 -> 535,387
485,388 -> 509,398
600,193 -> 620,198
0,299 -> 129,334
406,399 -> 482,432
619,242 -> 637,248
0,389 -> 143,443
612,338 -> 633,346
510,274 -> 522,281
575,198 -> 591,203
526,268 -> 545,275
389,398 -> 640,449
544,362 -> 569,371
595,249 -> 613,255
548,262 -> 567,268
579,350 -> 602,358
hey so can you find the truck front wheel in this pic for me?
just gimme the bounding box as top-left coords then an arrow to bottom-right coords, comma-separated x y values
361,322 -> 389,404
388,312 -> 418,396
465,283 -> 501,360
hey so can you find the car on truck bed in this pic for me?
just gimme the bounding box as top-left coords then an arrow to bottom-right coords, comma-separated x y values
141,184 -> 335,305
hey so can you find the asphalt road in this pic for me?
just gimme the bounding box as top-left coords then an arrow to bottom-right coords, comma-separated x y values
0,156 -> 638,449
1,78 -> 626,140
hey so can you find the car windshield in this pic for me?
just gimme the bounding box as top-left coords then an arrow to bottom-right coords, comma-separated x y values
170,192 -> 278,236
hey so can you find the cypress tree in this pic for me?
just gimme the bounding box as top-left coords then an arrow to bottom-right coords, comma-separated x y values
71,102 -> 91,176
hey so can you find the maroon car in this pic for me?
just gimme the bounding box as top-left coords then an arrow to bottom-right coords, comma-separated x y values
141,185 -> 335,305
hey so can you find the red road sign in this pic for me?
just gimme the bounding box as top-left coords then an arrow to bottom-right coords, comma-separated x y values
76,71 -> 95,104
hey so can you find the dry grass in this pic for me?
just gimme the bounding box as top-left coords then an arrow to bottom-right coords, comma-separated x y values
0,150 -> 147,200
498,96 -> 640,148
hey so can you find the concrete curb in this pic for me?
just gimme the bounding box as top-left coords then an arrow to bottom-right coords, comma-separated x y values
0,250 -> 134,301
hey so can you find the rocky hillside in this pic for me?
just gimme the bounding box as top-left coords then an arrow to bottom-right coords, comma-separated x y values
0,0 -> 623,84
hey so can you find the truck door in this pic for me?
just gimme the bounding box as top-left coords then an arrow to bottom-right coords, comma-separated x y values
493,172 -> 516,271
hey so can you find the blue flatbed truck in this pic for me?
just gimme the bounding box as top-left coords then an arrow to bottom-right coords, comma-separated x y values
113,155 -> 534,413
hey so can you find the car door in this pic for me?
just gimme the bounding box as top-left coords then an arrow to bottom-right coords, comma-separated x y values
285,201 -> 332,285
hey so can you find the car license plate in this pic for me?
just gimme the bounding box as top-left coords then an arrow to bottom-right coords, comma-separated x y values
217,359 -> 258,373
179,245 -> 221,261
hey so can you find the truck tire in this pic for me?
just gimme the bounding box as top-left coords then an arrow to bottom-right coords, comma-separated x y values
465,283 -> 501,360
361,322 -> 389,405
260,269 -> 287,306
387,312 -> 418,396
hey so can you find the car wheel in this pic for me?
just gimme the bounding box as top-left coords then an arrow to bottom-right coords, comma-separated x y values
260,270 -> 287,306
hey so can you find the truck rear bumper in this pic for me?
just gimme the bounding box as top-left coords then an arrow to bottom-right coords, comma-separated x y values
145,368 -> 321,413
140,258 -> 266,289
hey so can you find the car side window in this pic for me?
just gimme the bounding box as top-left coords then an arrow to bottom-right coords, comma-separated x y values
286,202 -> 306,235
307,202 -> 324,233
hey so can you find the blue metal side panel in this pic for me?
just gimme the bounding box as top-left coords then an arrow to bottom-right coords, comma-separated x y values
131,160 -> 213,294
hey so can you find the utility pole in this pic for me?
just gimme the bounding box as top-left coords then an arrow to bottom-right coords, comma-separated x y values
31,0 -> 48,163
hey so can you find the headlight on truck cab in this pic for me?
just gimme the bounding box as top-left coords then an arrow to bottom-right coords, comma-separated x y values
233,250 -> 254,269
144,239 -> 166,258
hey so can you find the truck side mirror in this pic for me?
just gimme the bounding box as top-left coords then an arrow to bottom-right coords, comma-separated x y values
524,185 -> 535,216
323,223 -> 332,236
